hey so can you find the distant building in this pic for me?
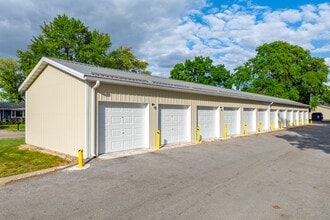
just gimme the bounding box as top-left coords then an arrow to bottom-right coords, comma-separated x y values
312,104 -> 330,121
0,102 -> 25,122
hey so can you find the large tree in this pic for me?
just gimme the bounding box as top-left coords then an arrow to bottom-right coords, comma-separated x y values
232,41 -> 329,107
170,56 -> 232,88
105,46 -> 151,74
17,14 -> 150,75
0,58 -> 25,103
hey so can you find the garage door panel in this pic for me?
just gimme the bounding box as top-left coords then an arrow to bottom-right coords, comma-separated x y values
98,102 -> 148,154
243,108 -> 256,133
111,117 -> 121,124
134,116 -> 144,124
224,108 -> 240,136
159,105 -> 190,146
270,110 -> 278,129
111,129 -> 122,137
279,110 -> 286,127
134,127 -> 144,135
123,128 -> 132,136
197,106 -> 218,140
123,116 -> 132,124
258,109 -> 268,131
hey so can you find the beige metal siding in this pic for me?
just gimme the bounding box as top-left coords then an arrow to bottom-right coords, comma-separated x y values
97,83 -> 309,149
25,65 -> 86,156
312,106 -> 330,120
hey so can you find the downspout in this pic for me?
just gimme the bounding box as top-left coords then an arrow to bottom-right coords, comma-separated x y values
91,80 -> 100,157
85,81 -> 90,158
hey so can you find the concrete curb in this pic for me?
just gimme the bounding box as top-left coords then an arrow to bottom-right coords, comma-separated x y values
0,164 -> 73,187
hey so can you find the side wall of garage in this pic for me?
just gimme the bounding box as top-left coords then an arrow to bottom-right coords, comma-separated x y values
25,66 -> 86,156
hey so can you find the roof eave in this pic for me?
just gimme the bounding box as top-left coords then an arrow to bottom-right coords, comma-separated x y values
18,57 -> 86,92
85,76 -> 309,108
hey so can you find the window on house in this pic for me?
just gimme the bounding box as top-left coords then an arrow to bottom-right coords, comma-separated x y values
16,111 -> 23,117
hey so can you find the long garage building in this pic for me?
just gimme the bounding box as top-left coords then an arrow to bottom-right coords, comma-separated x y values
19,57 -> 309,158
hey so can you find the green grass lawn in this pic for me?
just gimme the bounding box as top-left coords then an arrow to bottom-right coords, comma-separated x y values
0,123 -> 25,131
0,137 -> 71,178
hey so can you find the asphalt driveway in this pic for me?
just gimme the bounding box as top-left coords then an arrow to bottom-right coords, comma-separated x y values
0,123 -> 329,220
0,129 -> 25,138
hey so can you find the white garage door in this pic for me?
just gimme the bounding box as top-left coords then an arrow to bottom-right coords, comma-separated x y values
300,111 -> 304,125
197,106 -> 219,140
270,109 -> 278,129
243,108 -> 256,133
258,109 -> 268,131
287,110 -> 293,127
98,102 -> 148,154
159,105 -> 190,146
279,110 -> 287,127
224,107 -> 240,136
293,111 -> 299,126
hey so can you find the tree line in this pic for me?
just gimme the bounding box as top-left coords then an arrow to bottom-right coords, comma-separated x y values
170,42 -> 329,107
0,14 -> 329,108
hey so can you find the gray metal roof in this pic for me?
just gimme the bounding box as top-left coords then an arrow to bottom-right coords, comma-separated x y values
0,102 -> 25,110
19,57 -> 309,108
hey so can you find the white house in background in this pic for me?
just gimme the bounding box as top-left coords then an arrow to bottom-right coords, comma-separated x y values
19,57 -> 309,158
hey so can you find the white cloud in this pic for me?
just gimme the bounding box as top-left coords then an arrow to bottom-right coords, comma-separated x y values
0,0 -> 329,78
312,44 -> 330,53
325,58 -> 330,66
280,10 -> 302,23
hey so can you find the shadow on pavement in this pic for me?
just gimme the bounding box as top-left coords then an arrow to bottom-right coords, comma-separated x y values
274,122 -> 330,154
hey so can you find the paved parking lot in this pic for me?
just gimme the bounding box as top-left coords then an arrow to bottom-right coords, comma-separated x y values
0,123 -> 329,220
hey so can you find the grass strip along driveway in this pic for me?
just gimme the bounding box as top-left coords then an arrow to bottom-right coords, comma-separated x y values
0,123 -> 25,131
0,137 -> 71,178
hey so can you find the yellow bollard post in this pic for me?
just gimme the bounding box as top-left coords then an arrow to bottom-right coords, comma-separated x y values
224,124 -> 227,139
78,148 -> 83,168
288,120 -> 291,128
156,129 -> 161,150
271,121 -> 274,131
259,122 -> 263,133
310,119 -> 312,124
196,127 -> 201,144
243,124 -> 247,136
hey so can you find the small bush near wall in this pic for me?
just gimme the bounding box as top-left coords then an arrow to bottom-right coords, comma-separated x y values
0,118 -> 25,125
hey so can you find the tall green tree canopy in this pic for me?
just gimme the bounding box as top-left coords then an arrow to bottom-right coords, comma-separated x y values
170,56 -> 232,88
0,58 -> 25,103
105,46 -> 151,74
232,41 -> 329,107
17,14 -> 150,75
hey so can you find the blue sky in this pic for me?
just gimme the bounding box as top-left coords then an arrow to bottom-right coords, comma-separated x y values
0,0 -> 329,80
